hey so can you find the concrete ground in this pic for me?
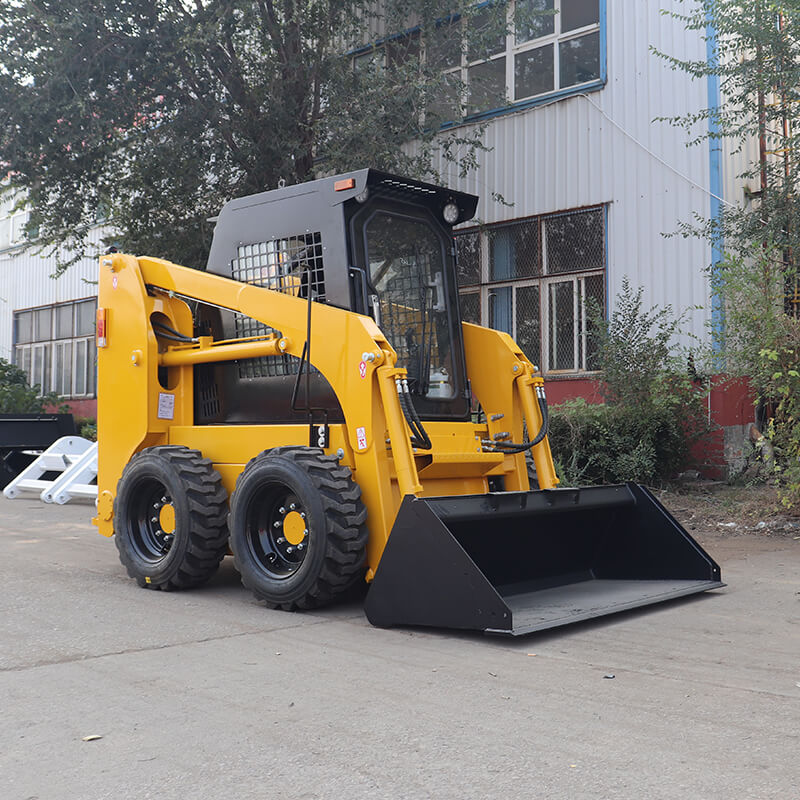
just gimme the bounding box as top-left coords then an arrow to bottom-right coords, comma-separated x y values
1,494 -> 798,800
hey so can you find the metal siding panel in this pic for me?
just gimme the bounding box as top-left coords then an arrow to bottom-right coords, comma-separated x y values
0,229 -> 102,361
438,0 -> 713,346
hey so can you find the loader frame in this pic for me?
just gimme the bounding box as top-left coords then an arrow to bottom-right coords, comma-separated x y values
93,252 -> 558,582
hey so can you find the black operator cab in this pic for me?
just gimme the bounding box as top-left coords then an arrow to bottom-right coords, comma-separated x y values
199,169 -> 477,425
345,173 -> 478,421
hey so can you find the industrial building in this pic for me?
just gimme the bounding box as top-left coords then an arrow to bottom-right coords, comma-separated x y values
0,0 -> 753,471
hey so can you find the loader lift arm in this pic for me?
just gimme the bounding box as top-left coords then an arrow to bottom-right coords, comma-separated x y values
94,250 -> 559,576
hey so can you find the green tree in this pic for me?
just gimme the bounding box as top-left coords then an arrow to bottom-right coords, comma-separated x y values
589,277 -> 684,406
0,0 -> 513,271
658,1 -> 800,273
658,1 -> 800,504
0,358 -> 58,412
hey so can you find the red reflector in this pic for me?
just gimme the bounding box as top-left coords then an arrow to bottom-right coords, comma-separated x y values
334,178 -> 356,191
97,308 -> 107,348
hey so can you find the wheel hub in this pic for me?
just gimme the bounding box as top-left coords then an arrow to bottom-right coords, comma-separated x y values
282,510 -> 306,545
129,481 -> 176,562
158,503 -> 176,534
248,489 -> 309,577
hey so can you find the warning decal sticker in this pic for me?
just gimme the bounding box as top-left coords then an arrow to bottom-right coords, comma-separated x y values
157,393 -> 175,420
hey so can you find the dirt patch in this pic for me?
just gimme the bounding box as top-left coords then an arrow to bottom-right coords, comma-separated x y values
653,482 -> 800,560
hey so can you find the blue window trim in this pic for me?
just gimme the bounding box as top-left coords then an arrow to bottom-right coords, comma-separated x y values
598,0 -> 607,82
443,78 -> 606,128
349,25 -> 423,58
706,15 -> 724,354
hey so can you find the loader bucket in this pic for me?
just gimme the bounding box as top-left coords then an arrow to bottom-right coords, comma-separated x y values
364,484 -> 723,636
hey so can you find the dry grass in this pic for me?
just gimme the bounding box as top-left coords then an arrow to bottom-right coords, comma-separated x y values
655,482 -> 800,537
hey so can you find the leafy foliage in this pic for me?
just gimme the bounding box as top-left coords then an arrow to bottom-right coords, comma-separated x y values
655,1 -> 800,266
0,0 -> 513,270
0,358 -> 64,412
548,397 -> 701,486
78,418 -> 97,441
548,281 -> 709,486
759,329 -> 800,511
657,2 -> 800,503
588,277 -> 685,406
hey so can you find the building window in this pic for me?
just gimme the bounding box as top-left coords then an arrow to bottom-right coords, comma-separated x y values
13,298 -> 97,397
352,0 -> 603,121
456,206 -> 605,374
0,209 -> 31,250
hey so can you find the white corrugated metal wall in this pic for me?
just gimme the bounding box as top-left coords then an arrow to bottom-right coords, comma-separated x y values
436,1 -> 718,346
0,233 -> 101,362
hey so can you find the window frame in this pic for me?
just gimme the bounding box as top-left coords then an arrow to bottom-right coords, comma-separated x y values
351,0 -> 606,125
455,205 -> 606,376
542,271 -> 603,373
12,298 -> 98,398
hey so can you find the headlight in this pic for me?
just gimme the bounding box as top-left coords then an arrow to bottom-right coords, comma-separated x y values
442,202 -> 459,224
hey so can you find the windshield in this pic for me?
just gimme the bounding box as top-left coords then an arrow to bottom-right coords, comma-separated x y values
365,212 -> 455,400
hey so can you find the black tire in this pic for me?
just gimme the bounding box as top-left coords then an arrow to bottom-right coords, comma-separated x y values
114,445 -> 229,590
229,446 -> 367,610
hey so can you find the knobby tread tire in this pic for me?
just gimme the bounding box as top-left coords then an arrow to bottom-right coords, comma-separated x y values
230,446 -> 368,611
114,445 -> 229,591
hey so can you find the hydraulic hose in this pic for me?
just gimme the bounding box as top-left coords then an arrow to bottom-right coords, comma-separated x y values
152,321 -> 196,343
482,386 -> 549,454
396,378 -> 432,450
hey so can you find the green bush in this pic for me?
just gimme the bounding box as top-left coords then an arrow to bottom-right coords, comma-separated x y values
549,393 -> 705,486
760,333 -> 800,512
715,249 -> 800,510
547,280 -> 709,486
0,357 -> 66,413
77,418 -> 97,441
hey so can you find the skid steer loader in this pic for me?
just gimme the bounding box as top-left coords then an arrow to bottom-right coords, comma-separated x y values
93,169 -> 722,635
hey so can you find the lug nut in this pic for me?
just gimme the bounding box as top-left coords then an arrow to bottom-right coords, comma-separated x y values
303,529 -> 308,536
276,537 -> 285,544
273,521 -> 281,528
278,506 -> 286,515
297,543 -> 305,550
289,503 -> 296,510
286,546 -> 294,554
151,516 -> 158,523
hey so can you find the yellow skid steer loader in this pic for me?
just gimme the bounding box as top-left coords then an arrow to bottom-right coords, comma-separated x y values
93,170 -> 722,635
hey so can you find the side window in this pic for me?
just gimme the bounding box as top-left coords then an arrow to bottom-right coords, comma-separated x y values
364,212 -> 456,400
353,0 -> 604,125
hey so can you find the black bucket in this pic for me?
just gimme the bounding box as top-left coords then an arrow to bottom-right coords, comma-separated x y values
364,484 -> 724,635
